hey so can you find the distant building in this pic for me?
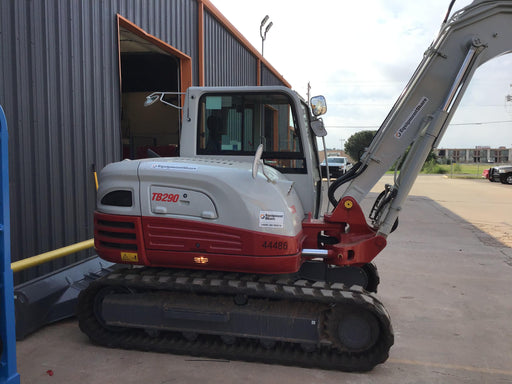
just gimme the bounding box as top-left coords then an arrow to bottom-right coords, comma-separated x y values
434,147 -> 511,163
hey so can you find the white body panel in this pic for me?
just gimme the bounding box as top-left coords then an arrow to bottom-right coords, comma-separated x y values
97,157 -> 304,236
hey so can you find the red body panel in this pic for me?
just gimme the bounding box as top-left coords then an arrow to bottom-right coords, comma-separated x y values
94,197 -> 386,274
94,212 -> 303,274
302,197 -> 387,267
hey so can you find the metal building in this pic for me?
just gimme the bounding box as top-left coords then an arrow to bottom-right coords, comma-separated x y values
0,0 -> 290,285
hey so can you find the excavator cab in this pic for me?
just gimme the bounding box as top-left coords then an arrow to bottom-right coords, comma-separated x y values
179,86 -> 327,218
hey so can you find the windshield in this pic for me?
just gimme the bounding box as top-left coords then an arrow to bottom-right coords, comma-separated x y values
197,92 -> 306,173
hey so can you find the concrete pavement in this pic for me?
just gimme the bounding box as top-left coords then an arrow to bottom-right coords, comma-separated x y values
373,174 -> 512,248
16,175 -> 512,383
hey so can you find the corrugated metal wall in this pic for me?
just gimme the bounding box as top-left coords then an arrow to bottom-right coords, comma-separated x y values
261,64 -> 286,86
0,0 -> 199,284
0,0 -> 287,285
118,0 -> 198,85
0,0 -> 122,284
203,9 -> 257,86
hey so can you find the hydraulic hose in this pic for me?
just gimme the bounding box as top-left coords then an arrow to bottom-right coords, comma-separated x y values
327,161 -> 367,207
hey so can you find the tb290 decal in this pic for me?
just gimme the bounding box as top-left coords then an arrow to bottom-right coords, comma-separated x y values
151,193 -> 180,203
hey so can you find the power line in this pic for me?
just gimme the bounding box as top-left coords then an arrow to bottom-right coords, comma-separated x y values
450,120 -> 512,126
325,125 -> 380,129
328,103 -> 507,107
325,120 -> 512,129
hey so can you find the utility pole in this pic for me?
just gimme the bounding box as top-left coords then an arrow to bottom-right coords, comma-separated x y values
506,84 -> 512,115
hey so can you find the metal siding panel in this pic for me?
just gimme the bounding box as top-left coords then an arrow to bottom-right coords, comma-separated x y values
126,0 -> 198,85
15,1 -> 41,279
203,10 -> 257,86
0,0 -> 121,284
33,1 -> 54,269
261,64 -> 286,86
0,0 -> 203,284
2,1 -> 27,277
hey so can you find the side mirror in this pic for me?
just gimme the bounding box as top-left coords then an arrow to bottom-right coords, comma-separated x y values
144,94 -> 160,107
311,118 -> 327,137
310,95 -> 327,116
143,92 -> 183,110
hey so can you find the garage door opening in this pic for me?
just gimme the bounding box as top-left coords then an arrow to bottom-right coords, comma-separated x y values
117,16 -> 192,159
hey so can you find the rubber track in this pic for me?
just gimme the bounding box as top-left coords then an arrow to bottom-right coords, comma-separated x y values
77,267 -> 394,372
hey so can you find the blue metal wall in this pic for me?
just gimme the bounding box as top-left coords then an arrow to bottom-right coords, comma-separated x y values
0,0 -> 287,284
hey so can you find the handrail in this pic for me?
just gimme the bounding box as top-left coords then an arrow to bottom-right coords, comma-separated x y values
11,239 -> 94,273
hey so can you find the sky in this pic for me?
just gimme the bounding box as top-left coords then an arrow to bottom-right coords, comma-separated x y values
210,0 -> 512,150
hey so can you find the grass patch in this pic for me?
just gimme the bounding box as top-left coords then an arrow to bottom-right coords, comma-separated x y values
386,162 -> 490,177
435,163 -> 488,177
421,159 -> 447,174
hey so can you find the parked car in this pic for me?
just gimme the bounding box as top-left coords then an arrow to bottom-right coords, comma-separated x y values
320,156 -> 351,178
488,165 -> 512,184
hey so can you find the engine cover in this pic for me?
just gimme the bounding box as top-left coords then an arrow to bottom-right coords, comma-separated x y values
94,158 -> 306,273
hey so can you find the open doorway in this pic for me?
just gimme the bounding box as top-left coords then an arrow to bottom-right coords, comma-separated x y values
117,16 -> 191,159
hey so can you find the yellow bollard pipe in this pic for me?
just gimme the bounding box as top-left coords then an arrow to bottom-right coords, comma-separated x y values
11,238 -> 95,273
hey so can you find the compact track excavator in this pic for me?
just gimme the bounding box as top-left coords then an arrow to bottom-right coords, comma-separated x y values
78,0 -> 512,371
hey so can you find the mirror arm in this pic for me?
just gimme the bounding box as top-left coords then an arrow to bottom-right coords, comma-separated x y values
144,92 -> 184,110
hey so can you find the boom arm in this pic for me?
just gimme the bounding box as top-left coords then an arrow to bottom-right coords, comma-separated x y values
335,0 -> 512,237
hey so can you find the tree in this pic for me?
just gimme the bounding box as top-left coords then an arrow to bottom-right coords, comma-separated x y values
344,130 -> 377,161
344,130 -> 439,171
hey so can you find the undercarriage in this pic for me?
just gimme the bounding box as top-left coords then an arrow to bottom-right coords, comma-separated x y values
77,266 -> 393,372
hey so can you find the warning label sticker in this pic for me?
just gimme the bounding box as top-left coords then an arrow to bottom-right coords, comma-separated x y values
259,211 -> 285,228
394,96 -> 429,139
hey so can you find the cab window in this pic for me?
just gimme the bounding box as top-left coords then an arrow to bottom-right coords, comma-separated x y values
197,93 -> 306,173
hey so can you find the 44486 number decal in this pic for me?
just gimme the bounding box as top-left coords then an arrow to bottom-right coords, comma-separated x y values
262,240 -> 288,250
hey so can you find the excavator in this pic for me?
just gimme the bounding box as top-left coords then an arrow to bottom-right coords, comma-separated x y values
78,0 -> 512,372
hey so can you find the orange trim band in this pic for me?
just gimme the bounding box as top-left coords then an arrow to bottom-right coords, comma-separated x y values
198,2 -> 205,86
